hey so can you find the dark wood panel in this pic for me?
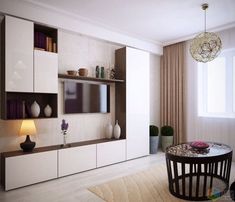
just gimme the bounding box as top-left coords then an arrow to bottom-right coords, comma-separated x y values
115,47 -> 126,139
0,153 -> 5,188
58,74 -> 124,83
1,17 -> 6,119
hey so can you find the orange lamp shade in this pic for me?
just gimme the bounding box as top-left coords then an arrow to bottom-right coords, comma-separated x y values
19,120 -> 37,136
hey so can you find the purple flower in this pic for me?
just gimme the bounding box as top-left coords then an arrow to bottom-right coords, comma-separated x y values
61,119 -> 69,135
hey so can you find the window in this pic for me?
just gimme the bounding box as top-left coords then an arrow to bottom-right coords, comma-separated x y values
198,49 -> 235,118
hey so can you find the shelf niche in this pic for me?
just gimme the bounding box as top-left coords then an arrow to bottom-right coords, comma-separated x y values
34,24 -> 57,53
3,92 -> 57,120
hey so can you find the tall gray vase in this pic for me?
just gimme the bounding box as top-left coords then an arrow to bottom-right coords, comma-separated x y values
150,136 -> 159,154
161,136 -> 173,152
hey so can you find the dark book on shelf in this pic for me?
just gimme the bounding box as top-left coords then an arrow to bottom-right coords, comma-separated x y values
7,100 -> 11,119
7,100 -> 15,119
7,100 -> 24,119
16,100 -> 23,119
34,31 -> 46,49
25,103 -> 32,118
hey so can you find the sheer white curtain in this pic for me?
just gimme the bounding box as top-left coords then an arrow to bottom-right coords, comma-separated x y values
185,27 -> 235,161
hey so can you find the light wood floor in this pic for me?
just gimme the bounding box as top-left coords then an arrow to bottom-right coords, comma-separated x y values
0,152 -> 234,202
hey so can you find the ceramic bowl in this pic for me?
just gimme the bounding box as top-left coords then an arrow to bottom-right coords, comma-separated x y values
78,68 -> 88,77
67,70 -> 77,76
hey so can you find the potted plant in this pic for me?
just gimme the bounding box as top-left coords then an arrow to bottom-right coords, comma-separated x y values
149,125 -> 159,154
161,125 -> 174,152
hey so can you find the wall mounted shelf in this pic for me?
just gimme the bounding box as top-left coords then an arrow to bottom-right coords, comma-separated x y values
58,74 -> 125,83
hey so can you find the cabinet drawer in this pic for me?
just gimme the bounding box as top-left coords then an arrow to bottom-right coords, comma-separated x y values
5,151 -> 57,190
97,140 -> 126,167
58,145 -> 96,177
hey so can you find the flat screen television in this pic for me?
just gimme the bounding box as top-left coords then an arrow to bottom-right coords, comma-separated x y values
64,81 -> 110,113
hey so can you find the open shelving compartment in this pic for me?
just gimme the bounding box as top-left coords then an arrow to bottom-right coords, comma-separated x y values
34,23 -> 58,53
1,92 -> 58,120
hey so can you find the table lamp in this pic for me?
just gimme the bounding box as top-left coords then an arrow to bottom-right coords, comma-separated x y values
19,120 -> 36,152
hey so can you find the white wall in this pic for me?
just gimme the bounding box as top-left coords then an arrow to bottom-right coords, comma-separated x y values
185,27 -> 235,161
150,54 -> 161,127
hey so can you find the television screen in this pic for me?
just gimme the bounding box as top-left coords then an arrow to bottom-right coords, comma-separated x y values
64,81 -> 110,113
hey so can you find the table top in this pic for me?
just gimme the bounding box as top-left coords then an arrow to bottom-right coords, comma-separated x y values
166,142 -> 232,158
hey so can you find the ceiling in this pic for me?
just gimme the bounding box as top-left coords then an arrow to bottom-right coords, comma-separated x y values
27,0 -> 235,45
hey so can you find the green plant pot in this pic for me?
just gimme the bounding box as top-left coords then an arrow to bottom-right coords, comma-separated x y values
150,136 -> 159,154
161,136 -> 173,152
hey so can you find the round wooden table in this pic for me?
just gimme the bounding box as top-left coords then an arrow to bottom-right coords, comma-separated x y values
165,142 -> 233,201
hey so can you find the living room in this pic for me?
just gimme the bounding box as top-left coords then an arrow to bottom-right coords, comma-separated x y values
0,0 -> 235,201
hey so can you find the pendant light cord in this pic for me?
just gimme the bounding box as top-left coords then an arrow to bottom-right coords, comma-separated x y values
204,8 -> 207,33
202,3 -> 208,33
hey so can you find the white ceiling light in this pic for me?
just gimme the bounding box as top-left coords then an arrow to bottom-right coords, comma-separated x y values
190,3 -> 222,63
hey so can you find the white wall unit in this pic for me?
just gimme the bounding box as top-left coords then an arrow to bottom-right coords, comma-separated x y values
58,145 -> 96,177
2,139 -> 127,190
34,50 -> 58,93
97,140 -> 126,167
5,15 -> 34,92
5,151 -> 57,191
126,47 -> 150,160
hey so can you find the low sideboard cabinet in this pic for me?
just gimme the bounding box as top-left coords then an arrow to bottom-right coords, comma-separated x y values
1,138 -> 126,191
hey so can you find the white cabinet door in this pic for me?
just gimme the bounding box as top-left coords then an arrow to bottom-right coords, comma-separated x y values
5,151 -> 57,190
97,140 -> 126,167
34,50 -> 58,93
126,47 -> 150,160
58,145 -> 96,177
5,16 -> 33,92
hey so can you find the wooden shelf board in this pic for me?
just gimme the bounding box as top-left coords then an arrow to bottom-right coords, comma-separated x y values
58,74 -> 124,83
1,138 -> 126,158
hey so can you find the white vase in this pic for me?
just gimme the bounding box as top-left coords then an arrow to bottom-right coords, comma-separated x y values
105,123 -> 113,139
31,101 -> 40,117
44,104 -> 52,117
63,135 -> 67,147
113,120 -> 121,139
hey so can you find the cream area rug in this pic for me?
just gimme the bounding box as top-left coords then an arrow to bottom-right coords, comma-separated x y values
88,163 -> 234,202
88,163 -> 185,202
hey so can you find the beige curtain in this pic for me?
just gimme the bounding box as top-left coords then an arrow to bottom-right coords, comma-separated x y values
160,42 -> 186,144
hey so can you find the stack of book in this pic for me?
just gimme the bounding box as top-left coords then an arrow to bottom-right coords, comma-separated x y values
7,100 -> 32,119
34,31 -> 57,52
7,100 -> 23,119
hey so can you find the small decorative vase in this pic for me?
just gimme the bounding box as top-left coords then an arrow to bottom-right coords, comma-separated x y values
63,135 -> 67,146
113,120 -> 121,139
110,68 -> 115,79
105,123 -> 113,139
100,66 -> 105,78
31,101 -> 40,117
96,66 -> 100,78
44,104 -> 52,117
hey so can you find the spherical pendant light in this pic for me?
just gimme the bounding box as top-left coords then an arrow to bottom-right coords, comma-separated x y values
190,3 -> 222,63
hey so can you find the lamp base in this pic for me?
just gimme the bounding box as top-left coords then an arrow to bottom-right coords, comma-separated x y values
20,135 -> 36,152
